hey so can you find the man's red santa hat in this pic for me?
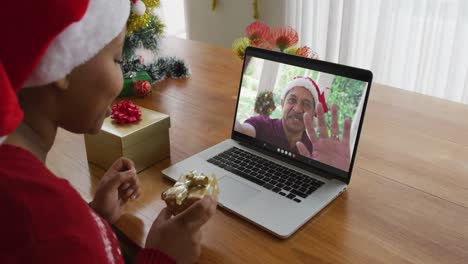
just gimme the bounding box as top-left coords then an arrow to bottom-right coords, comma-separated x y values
0,0 -> 130,142
282,76 -> 330,113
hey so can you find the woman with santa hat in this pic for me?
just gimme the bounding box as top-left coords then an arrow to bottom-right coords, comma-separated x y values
0,1 -> 216,263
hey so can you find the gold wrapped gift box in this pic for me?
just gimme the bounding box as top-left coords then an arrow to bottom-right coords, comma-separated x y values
162,170 -> 219,215
84,106 -> 170,172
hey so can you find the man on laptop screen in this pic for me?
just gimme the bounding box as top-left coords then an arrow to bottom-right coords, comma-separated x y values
234,56 -> 367,172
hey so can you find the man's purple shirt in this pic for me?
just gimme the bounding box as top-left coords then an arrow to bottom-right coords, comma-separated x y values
244,115 -> 313,153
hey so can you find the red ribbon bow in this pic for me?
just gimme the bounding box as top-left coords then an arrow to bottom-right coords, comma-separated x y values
111,100 -> 142,124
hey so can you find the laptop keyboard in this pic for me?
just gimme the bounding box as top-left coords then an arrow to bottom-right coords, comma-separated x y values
207,147 -> 324,203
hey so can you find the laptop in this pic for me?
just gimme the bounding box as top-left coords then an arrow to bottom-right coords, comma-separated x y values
162,46 -> 373,238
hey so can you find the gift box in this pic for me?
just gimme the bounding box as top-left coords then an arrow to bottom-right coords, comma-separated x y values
119,71 -> 152,97
162,170 -> 219,215
84,106 -> 170,173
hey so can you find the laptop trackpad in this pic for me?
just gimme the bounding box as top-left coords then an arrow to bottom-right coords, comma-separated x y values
218,176 -> 260,205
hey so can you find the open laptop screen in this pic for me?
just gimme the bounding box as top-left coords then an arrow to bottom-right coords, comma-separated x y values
232,47 -> 372,181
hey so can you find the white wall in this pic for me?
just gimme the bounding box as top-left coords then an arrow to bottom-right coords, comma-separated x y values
184,0 -> 284,47
159,0 -> 187,38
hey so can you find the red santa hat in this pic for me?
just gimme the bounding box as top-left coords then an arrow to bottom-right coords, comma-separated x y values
0,0 -> 130,142
282,76 -> 329,113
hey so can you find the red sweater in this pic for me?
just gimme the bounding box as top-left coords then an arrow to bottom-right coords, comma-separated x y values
0,144 -> 175,264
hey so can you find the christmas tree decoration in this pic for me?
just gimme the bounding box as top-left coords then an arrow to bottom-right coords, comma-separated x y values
111,100 -> 142,124
124,19 -> 164,59
131,0 -> 146,15
233,21 -> 317,60
134,80 -> 152,97
122,57 -> 190,84
119,71 -> 152,97
254,91 -> 276,116
127,0 -> 160,34
168,58 -> 190,78
122,0 -> 190,94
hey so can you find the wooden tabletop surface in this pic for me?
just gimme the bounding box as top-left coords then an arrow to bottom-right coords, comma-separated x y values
47,36 -> 468,264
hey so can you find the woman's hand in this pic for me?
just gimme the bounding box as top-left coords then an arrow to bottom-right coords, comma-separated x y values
90,157 -> 141,224
145,196 -> 217,264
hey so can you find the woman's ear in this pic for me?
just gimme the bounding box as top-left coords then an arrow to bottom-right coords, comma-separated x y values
53,76 -> 70,91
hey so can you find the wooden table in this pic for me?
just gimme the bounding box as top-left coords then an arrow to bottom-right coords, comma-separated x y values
47,37 -> 468,263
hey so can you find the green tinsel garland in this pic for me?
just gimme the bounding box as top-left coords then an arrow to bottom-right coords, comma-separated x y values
122,1 -> 189,87
123,17 -> 165,60
122,57 -> 191,84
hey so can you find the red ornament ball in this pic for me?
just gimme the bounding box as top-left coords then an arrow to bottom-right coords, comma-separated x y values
111,100 -> 142,124
134,80 -> 151,97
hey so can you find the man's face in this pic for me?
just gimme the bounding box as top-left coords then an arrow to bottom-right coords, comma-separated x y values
281,86 -> 315,134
